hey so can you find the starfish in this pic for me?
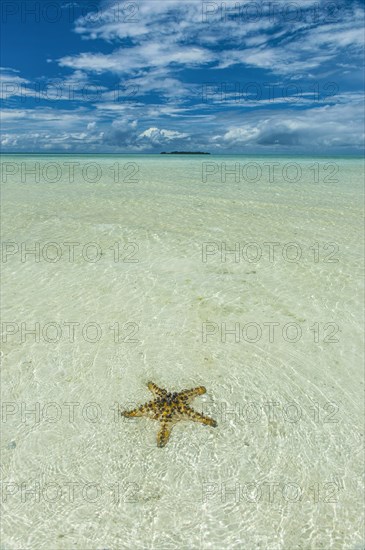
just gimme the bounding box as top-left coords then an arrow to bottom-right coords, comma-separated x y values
120,382 -> 217,447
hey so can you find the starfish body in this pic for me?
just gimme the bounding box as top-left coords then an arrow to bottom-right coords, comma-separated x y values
120,382 -> 217,447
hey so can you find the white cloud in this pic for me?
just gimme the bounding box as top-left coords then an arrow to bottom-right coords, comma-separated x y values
218,99 -> 365,149
59,42 -> 214,75
138,127 -> 189,143
61,0 -> 364,79
1,1 -> 364,153
0,67 -> 107,102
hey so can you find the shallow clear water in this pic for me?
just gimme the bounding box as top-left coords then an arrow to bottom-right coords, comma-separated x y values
1,155 -> 364,549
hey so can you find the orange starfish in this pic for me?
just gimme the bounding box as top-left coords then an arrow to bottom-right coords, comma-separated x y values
120,382 -> 217,447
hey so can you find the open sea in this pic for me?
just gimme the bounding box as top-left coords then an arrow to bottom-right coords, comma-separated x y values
1,154 -> 364,549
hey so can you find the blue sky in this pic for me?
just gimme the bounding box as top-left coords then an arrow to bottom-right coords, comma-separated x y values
1,0 -> 364,153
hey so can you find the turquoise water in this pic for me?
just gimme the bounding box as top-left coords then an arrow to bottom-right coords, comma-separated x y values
1,155 -> 364,549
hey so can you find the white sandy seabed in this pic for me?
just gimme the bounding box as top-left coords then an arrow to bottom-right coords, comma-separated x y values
1,155 -> 364,549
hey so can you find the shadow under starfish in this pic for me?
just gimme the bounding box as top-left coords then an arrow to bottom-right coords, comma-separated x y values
120,382 -> 217,447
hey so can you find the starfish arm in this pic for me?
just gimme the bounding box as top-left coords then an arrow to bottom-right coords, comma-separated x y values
120,402 -> 152,418
147,382 -> 168,397
178,386 -> 206,402
181,405 -> 217,427
157,422 -> 173,447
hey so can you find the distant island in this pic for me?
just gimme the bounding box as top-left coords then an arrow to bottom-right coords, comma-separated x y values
160,151 -> 210,155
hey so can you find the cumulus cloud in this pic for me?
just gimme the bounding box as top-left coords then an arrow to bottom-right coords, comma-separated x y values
217,100 -> 365,150
138,127 -> 189,143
